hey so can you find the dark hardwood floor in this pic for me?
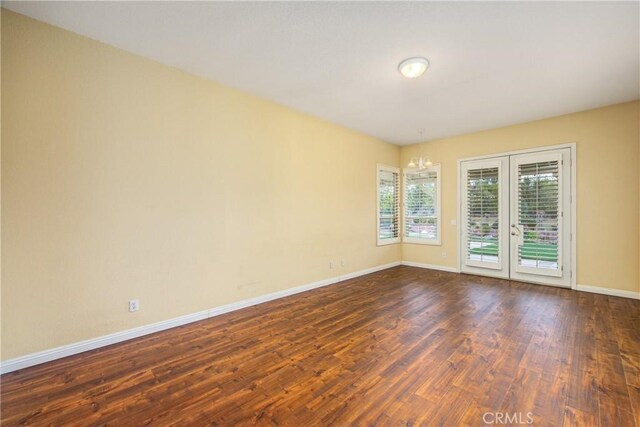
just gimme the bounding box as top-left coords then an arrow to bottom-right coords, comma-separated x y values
1,266 -> 639,426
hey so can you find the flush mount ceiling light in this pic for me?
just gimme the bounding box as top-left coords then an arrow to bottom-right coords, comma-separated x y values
398,57 -> 429,78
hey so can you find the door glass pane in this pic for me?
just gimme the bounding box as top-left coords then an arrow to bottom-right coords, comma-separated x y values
517,161 -> 559,270
467,168 -> 500,263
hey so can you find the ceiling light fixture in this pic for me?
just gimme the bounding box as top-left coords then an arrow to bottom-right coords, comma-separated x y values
408,129 -> 432,169
398,57 -> 429,78
407,157 -> 433,169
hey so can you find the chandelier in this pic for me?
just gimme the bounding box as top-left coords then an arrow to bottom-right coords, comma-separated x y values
407,156 -> 433,169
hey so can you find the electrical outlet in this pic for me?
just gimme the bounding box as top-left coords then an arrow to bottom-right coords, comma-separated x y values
329,261 -> 334,269
129,299 -> 139,312
450,219 -> 457,226
340,258 -> 345,267
441,252 -> 447,258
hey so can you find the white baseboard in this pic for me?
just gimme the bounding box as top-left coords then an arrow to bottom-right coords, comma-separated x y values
0,309 -> 212,375
401,263 -> 639,300
0,261 -> 401,374
576,284 -> 640,300
401,261 -> 640,299
401,261 -> 460,273
5,262 -> 634,374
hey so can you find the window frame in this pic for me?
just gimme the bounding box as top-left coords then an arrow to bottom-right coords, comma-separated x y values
376,164 -> 401,246
402,164 -> 442,246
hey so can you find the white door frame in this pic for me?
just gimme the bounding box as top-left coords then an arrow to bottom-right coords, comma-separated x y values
456,143 -> 577,290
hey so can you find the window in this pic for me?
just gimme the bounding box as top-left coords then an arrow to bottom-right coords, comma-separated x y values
403,165 -> 441,245
377,165 -> 400,245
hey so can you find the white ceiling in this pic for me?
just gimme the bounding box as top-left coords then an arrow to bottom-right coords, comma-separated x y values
4,1 -> 639,145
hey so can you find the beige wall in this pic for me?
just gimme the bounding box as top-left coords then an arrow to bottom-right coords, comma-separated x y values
401,101 -> 640,294
2,10 -> 638,362
1,11 -> 401,360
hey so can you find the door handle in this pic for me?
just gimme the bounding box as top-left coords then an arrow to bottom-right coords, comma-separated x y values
511,224 -> 524,244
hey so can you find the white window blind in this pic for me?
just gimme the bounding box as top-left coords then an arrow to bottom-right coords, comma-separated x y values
466,167 -> 500,263
517,160 -> 560,270
403,165 -> 440,244
377,165 -> 400,245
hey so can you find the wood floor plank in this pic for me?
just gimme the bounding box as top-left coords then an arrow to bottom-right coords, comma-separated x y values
564,405 -> 599,427
1,266 -> 638,426
594,296 -> 637,427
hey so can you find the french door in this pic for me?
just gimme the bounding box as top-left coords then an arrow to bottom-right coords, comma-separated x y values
460,148 -> 572,287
